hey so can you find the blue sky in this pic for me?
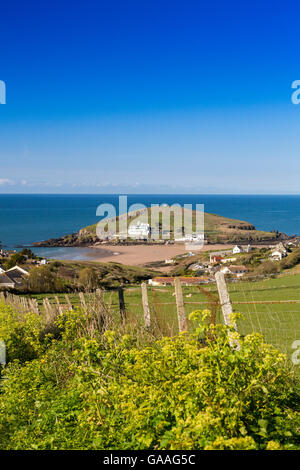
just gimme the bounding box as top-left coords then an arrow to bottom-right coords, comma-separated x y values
0,0 -> 300,194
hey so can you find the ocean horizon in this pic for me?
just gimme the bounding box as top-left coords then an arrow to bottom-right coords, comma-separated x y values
1,194 -> 300,260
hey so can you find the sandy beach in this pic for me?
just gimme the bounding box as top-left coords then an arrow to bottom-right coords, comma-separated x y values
89,243 -> 235,267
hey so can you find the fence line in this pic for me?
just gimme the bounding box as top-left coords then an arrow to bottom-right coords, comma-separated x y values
174,277 -> 187,332
1,276 -> 300,350
141,282 -> 151,329
0,282 -> 192,333
215,272 -> 240,349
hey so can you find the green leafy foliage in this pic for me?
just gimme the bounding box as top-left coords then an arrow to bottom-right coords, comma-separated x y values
0,303 -> 42,363
27,266 -> 66,293
0,304 -> 299,450
4,248 -> 36,270
78,267 -> 100,291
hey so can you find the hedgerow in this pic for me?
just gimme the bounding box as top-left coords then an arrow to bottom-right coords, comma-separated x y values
0,304 -> 299,450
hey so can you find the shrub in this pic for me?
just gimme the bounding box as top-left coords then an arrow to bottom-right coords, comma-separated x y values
27,266 -> 66,293
0,308 -> 299,450
78,267 -> 99,291
0,302 -> 43,363
4,252 -> 26,270
280,248 -> 300,270
255,260 -> 279,275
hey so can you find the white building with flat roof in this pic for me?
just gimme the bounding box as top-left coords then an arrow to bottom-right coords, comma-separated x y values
128,222 -> 150,239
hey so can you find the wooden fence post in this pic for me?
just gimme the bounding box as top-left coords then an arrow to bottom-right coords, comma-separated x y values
29,298 -> 40,314
118,286 -> 126,321
55,296 -> 63,315
33,298 -> 40,314
96,288 -> 102,299
215,272 -> 240,349
43,298 -> 54,321
42,298 -> 48,315
141,282 -> 151,329
65,295 -> 73,311
174,278 -> 187,332
96,288 -> 105,316
79,292 -> 87,312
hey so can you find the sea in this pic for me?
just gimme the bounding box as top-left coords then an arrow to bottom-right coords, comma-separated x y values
1,194 -> 300,261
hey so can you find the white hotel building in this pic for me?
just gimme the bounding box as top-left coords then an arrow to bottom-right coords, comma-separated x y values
128,222 -> 151,239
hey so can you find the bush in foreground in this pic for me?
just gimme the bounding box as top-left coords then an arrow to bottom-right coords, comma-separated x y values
0,305 -> 299,450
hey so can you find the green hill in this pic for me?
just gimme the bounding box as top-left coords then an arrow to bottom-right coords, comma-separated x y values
79,209 -> 280,244
34,208 -> 281,247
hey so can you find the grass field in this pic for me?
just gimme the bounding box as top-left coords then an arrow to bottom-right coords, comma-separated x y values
27,273 -> 300,369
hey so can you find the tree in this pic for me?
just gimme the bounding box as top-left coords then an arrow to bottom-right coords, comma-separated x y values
20,248 -> 35,259
256,260 -> 279,275
5,252 -> 26,270
27,266 -> 58,293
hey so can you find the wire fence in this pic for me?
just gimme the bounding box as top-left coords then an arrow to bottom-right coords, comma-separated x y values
1,273 -> 300,365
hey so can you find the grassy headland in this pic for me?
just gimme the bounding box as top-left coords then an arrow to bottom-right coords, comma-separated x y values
33,209 -> 281,247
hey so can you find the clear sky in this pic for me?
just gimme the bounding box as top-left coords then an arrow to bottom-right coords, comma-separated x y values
0,0 -> 300,194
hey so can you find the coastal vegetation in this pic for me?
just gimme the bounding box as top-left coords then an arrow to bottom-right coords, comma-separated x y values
2,248 -> 36,270
0,303 -> 299,450
1,218 -> 300,450
26,272 -> 300,359
1,256 -> 159,293
33,210 -> 280,247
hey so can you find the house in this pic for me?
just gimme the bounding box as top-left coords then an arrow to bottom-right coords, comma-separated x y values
275,242 -> 287,256
0,265 -> 30,290
130,222 -> 151,238
174,234 -> 204,242
232,245 -> 243,254
229,265 -> 248,276
209,250 -> 231,263
0,249 -> 16,258
5,266 -> 29,286
128,222 -> 150,239
210,255 -> 223,264
269,250 -> 284,261
220,257 -> 237,264
188,263 -> 205,271
221,265 -> 248,277
220,266 -> 231,274
184,234 -> 204,242
149,277 -> 171,286
0,273 -> 15,289
269,243 -> 287,261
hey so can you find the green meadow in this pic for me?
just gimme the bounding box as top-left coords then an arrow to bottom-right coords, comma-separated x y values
28,273 -> 300,364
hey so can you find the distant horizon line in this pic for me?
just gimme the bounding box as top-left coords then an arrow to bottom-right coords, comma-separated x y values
1,193 -> 300,197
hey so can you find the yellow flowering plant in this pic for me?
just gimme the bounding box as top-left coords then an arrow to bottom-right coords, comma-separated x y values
0,305 -> 299,450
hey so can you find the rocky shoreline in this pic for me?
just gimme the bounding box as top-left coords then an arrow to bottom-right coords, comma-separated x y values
32,231 -> 289,249
32,233 -> 96,248
31,210 -> 290,249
